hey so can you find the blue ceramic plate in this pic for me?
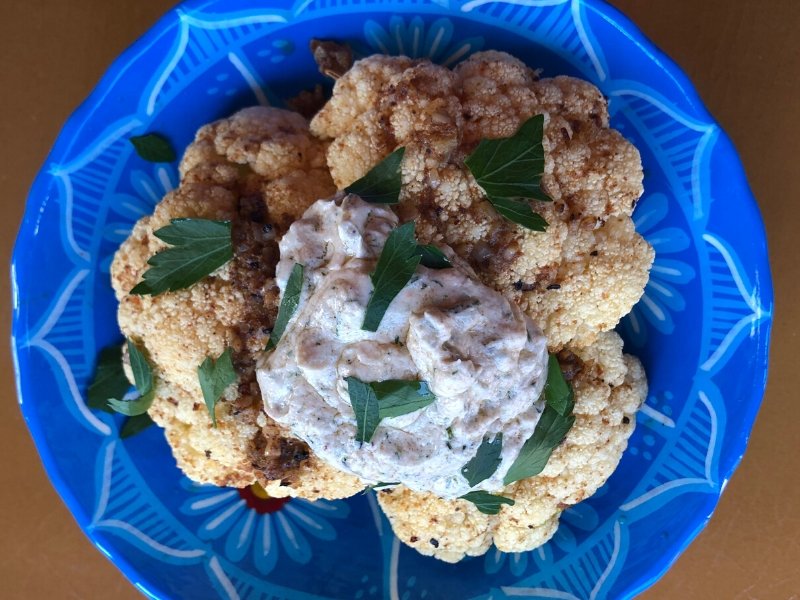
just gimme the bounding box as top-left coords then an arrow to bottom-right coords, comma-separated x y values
12,1 -> 773,598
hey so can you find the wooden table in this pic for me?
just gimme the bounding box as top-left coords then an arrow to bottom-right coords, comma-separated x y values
1,1 -> 797,597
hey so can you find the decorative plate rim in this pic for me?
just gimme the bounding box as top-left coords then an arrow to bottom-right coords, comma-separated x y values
11,1 -> 773,599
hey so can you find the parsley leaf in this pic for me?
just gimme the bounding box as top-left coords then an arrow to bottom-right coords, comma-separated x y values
544,354 -> 574,416
130,219 -> 233,296
362,222 -> 421,331
488,197 -> 548,232
345,147 -> 405,204
120,414 -> 155,439
372,380 -> 436,418
371,482 -> 400,490
127,339 -> 153,396
347,377 -> 437,443
106,340 -> 156,417
460,491 -> 515,515
198,348 -> 237,427
414,244 -> 452,269
503,404 -> 575,486
266,263 -> 304,350
88,345 -> 130,413
130,133 -> 176,163
465,114 -> 551,231
108,393 -> 155,417
461,433 -> 503,487
346,376 -> 381,443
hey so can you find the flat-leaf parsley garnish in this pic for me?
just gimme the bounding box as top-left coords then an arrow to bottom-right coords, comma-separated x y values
370,482 -> 400,490
88,345 -> 130,413
128,337 -> 153,396
465,114 -> 551,231
503,358 -> 575,485
362,221 -> 421,331
345,147 -> 405,204
198,348 -> 237,427
266,263 -> 305,350
461,433 -> 503,487
460,491 -> 515,515
107,340 -> 155,417
129,133 -> 177,163
414,244 -> 452,269
88,343 -> 156,438
120,414 -> 155,438
346,377 -> 436,443
544,354 -> 574,416
130,218 -> 233,296
370,380 -> 436,418
346,377 -> 381,443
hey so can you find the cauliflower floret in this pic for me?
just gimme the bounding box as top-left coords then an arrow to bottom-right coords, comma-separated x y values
378,331 -> 646,562
312,52 -> 653,349
111,107 -> 363,499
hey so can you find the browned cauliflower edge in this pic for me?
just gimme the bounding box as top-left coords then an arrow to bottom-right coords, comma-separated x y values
311,51 -> 654,349
110,106 -> 364,500
377,331 -> 646,561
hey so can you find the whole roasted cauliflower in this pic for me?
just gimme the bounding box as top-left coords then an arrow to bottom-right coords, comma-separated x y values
109,49 -> 651,560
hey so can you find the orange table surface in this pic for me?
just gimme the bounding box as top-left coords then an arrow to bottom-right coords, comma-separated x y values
1,1 -> 797,598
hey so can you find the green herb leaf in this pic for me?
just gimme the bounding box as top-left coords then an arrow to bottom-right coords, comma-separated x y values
130,219 -> 233,296
266,263 -> 304,350
503,404 -> 575,486
414,244 -> 452,269
362,221 -> 421,331
544,354 -> 574,416
130,133 -> 176,163
372,380 -> 436,419
346,376 -> 381,443
198,348 -> 237,427
460,491 -> 515,515
461,433 -> 503,487
347,377 -> 436,443
127,339 -> 153,397
488,197 -> 548,232
108,391 -> 155,417
106,340 -> 156,417
345,147 -> 405,204
372,482 -> 400,490
88,345 -> 130,413
465,114 -> 551,231
120,414 -> 155,439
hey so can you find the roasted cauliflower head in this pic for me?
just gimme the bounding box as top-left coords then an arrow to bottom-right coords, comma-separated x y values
378,331 -> 646,562
109,48 -> 652,561
312,51 -> 654,349
111,106 -> 363,499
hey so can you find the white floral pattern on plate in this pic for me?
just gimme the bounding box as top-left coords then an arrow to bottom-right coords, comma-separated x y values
180,479 -> 349,575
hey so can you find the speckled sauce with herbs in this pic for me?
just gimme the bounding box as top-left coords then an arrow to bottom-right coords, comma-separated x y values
257,195 -> 549,498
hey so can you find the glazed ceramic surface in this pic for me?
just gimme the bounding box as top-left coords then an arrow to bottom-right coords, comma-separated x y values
12,1 -> 773,598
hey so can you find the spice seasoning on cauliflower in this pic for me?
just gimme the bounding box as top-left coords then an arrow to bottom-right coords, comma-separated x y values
101,47 -> 652,563
111,106 -> 363,499
311,51 -> 654,349
378,331 -> 646,562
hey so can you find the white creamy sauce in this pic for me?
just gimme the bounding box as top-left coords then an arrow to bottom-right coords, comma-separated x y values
257,195 -> 548,498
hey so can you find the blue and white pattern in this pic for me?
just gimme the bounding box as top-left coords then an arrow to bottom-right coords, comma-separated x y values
179,479 -> 349,575
623,192 -> 696,345
11,1 -> 773,599
362,16 -> 484,65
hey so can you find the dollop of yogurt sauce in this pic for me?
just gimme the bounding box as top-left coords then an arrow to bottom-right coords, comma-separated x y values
257,195 -> 548,498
